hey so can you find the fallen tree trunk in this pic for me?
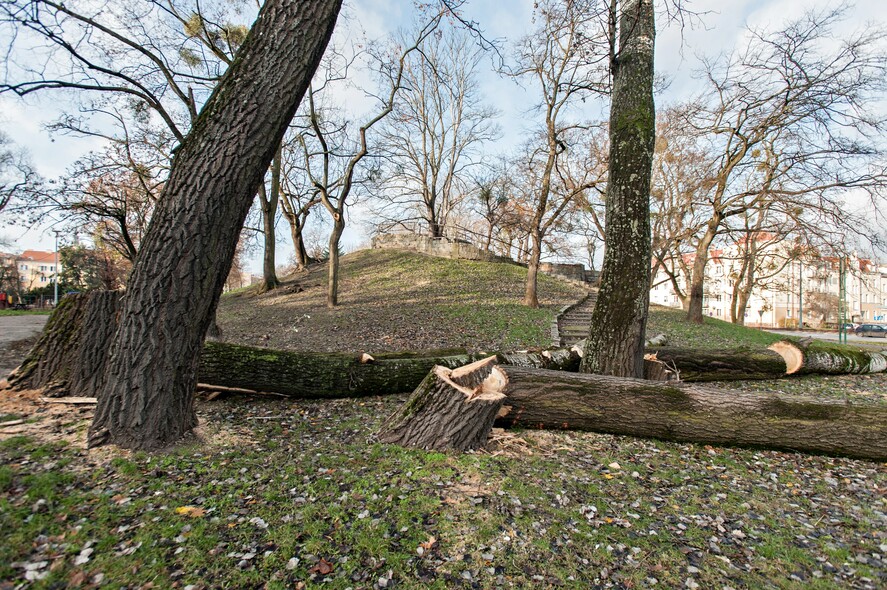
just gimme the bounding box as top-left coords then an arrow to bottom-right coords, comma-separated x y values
196,343 -> 579,398
380,357 -> 887,461
769,340 -> 887,375
644,348 -> 787,382
5,291 -> 581,399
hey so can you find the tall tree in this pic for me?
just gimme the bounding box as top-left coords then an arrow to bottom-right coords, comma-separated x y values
680,8 -> 887,324
88,0 -> 343,450
582,0 -> 656,377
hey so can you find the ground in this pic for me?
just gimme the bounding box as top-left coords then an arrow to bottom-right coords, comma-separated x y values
1,251 -> 885,588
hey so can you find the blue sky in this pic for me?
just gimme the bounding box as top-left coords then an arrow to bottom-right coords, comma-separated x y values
1,0 -> 884,269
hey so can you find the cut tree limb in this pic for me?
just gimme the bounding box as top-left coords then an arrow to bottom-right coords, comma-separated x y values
769,340 -> 887,375
382,358 -> 887,461
644,348 -> 787,382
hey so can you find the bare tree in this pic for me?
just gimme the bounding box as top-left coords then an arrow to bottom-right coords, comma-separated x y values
510,0 -> 611,307
292,18 -> 443,308
0,131 -> 34,214
372,25 -> 499,238
680,8 -> 887,324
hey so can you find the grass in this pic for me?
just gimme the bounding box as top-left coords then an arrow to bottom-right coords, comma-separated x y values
646,305 -> 784,349
0,309 -> 53,316
1,396 -> 884,589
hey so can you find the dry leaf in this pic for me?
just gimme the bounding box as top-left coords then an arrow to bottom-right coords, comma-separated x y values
309,558 -> 334,575
420,535 -> 438,550
174,506 -> 205,518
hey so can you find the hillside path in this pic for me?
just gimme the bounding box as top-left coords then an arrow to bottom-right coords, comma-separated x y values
557,290 -> 598,347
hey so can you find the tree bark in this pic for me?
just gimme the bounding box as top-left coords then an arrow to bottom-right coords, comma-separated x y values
89,0 -> 343,450
769,340 -> 887,376
523,231 -> 542,308
644,347 -> 787,382
686,220 -> 718,324
327,216 -> 345,307
6,293 -> 88,394
67,290 -> 121,397
384,358 -> 887,461
583,0 -> 655,377
257,146 -> 283,293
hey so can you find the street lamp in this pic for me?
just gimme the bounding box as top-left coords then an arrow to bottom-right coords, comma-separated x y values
53,230 -> 61,306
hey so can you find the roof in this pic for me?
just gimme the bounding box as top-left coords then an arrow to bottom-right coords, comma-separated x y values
18,250 -> 58,263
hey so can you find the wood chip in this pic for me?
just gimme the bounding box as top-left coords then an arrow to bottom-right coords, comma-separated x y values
39,397 -> 97,405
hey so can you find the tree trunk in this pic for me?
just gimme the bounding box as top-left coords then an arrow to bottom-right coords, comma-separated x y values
582,0 -> 655,378
686,221 -> 718,324
327,216 -> 345,307
89,0 -> 343,450
644,347 -> 787,382
257,146 -> 283,293
67,291 -> 121,397
6,293 -> 88,394
384,358 -> 887,461
524,231 -> 542,308
769,340 -> 887,376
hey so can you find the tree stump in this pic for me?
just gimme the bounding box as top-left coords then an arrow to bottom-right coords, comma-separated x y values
378,356 -> 507,451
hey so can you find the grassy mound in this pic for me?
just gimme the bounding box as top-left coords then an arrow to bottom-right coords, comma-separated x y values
646,305 -> 784,349
217,249 -> 587,353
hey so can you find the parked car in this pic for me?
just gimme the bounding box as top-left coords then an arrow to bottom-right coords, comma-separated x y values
855,324 -> 887,338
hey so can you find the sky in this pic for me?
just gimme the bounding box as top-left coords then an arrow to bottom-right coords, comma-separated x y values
1,0 -> 884,271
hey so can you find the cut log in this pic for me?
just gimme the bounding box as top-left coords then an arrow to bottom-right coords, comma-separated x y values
769,340 -> 887,375
377,356 -> 507,451
382,358 -> 887,461
644,348 -> 787,382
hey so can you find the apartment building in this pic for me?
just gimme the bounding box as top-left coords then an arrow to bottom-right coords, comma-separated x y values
650,244 -> 887,327
0,250 -> 62,293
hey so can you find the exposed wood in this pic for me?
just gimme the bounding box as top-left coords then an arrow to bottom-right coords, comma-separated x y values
384,358 -> 887,461
644,348 -> 787,382
378,357 -> 506,451
769,340 -> 887,375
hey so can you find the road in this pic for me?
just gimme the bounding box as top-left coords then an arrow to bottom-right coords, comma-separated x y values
765,328 -> 887,344
0,314 -> 49,346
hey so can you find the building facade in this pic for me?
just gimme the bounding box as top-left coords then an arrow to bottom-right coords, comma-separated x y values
650,245 -> 887,327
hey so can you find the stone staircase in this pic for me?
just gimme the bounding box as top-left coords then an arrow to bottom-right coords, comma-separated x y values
555,290 -> 598,347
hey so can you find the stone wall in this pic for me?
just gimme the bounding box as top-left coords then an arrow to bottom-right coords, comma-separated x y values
371,233 -> 502,262
371,233 -> 594,283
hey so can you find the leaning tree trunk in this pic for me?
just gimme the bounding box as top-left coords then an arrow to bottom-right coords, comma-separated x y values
89,0 -> 343,450
582,0 -> 655,378
383,358 -> 887,461
769,340 -> 887,375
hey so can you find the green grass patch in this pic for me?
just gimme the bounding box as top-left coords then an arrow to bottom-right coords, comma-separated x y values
0,309 -> 53,316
